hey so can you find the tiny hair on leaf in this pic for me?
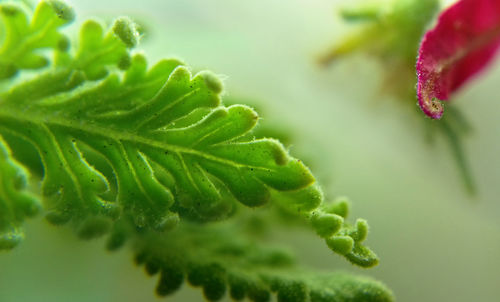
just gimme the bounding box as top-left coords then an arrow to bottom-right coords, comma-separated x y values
0,1 -> 391,301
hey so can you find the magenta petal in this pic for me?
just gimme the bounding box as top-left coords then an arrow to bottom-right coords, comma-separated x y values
416,0 -> 500,119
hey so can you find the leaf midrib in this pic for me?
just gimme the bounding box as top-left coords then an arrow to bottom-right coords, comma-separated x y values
0,107 -> 277,173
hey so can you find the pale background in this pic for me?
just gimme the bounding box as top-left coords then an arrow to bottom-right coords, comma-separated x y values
1,1 -> 499,301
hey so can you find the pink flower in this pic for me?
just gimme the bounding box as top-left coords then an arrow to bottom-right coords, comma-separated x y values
417,0 -> 500,119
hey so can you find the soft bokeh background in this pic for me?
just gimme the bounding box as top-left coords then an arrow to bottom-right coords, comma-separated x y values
1,0 -> 499,301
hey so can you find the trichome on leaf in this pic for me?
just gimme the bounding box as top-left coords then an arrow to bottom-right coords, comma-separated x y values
0,1 -> 392,301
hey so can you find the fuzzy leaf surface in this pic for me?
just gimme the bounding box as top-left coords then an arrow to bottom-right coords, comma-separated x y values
0,9 -> 382,302
132,220 -> 393,302
0,137 -> 40,249
0,0 -> 73,79
0,2 -> 382,267
0,54 -> 317,232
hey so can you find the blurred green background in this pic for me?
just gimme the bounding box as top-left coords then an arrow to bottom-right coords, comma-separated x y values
1,0 -> 499,301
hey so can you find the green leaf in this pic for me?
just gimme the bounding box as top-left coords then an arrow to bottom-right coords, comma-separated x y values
58,17 -> 135,79
0,52 -> 316,228
0,1 -> 379,265
132,221 -> 393,302
0,2 -> 388,300
0,136 -> 40,250
0,0 -> 74,79
273,189 -> 379,267
0,0 -> 319,237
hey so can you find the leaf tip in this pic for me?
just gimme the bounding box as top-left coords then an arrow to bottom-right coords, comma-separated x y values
325,197 -> 350,218
113,17 -> 140,48
326,235 -> 354,255
311,212 -> 343,238
199,71 -> 224,94
46,0 -> 75,22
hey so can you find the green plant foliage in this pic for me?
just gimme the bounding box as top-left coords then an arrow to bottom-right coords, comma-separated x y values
0,137 -> 40,249
132,218 -> 393,302
0,0 -> 74,79
0,1 -> 392,301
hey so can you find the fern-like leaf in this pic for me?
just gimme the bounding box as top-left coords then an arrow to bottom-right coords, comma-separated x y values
0,1 -> 391,301
132,219 -> 393,302
0,0 -> 378,266
0,0 -> 73,79
0,137 -> 40,249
